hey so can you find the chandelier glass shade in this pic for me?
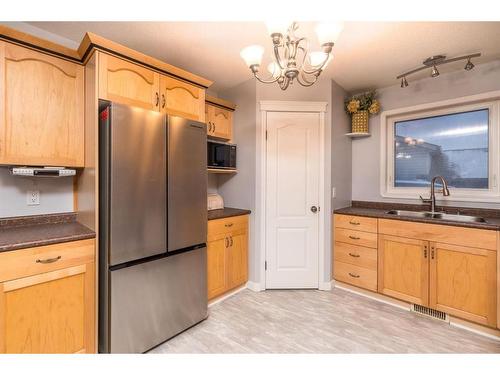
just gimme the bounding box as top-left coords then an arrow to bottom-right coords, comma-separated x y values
240,21 -> 343,90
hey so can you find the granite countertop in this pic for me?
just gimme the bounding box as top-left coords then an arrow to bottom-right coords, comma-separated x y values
208,207 -> 251,221
334,201 -> 500,231
0,212 -> 96,253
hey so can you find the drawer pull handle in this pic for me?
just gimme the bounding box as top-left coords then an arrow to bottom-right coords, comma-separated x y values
36,256 -> 61,264
348,272 -> 360,278
349,221 -> 360,225
348,235 -> 360,240
225,223 -> 233,227
348,253 -> 360,258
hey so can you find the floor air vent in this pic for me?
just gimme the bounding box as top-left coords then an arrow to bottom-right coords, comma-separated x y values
411,304 -> 448,322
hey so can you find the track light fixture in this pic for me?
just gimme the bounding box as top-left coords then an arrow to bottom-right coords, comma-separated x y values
397,53 -> 480,88
430,65 -> 440,78
464,58 -> 474,71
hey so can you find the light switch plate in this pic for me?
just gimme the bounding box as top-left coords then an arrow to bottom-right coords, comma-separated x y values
27,190 -> 40,206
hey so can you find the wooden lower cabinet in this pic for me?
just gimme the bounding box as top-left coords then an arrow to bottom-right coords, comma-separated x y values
207,215 -> 249,300
430,242 -> 497,327
0,239 -> 95,353
207,234 -> 227,300
378,234 -> 429,306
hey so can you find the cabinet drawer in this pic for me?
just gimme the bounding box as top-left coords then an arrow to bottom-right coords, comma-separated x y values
334,241 -> 377,270
334,228 -> 377,248
334,261 -> 377,292
334,214 -> 377,233
208,215 -> 249,240
0,239 -> 95,282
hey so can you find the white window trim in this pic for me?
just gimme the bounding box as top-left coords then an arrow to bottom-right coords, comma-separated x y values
380,90 -> 500,203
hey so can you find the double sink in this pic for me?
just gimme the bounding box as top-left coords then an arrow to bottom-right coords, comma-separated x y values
386,210 -> 486,223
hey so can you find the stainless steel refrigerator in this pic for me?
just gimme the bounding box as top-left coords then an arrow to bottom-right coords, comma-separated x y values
98,101 -> 208,353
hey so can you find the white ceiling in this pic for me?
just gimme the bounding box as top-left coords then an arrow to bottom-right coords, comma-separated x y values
22,21 -> 500,93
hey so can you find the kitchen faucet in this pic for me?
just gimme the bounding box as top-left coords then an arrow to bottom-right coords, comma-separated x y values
419,176 -> 450,213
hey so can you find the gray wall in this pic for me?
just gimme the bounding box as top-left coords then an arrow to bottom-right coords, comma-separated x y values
331,80 -> 352,210
0,168 -> 74,217
352,60 -> 500,208
218,79 -> 258,282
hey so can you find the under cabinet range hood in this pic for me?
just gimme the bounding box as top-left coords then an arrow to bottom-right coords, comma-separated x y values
9,166 -> 76,177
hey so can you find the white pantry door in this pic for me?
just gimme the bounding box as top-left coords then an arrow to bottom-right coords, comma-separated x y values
265,111 -> 320,289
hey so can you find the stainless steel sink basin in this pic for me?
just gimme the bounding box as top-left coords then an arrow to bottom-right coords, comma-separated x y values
430,213 -> 486,223
386,210 -> 486,223
386,210 -> 433,218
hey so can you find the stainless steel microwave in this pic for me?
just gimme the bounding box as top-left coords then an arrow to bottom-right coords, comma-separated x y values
207,141 -> 236,170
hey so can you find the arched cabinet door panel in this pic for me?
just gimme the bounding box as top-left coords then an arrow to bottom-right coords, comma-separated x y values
98,52 -> 160,111
160,75 -> 205,122
0,41 -> 84,167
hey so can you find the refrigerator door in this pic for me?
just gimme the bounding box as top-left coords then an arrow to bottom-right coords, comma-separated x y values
108,247 -> 207,353
108,103 -> 167,265
168,116 -> 207,251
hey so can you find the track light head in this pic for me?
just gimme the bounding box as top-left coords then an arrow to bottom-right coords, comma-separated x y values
400,76 -> 408,88
431,65 -> 440,78
464,59 -> 475,71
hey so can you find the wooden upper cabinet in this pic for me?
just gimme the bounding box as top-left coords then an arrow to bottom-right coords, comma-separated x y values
98,52 -> 160,111
429,242 -> 497,327
160,75 -> 205,122
378,234 -> 429,305
206,103 -> 233,141
0,41 -> 84,167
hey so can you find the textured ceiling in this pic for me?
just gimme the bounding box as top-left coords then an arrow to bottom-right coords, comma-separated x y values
20,21 -> 500,93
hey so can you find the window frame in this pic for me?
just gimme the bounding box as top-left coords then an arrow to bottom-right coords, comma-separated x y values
380,91 -> 500,203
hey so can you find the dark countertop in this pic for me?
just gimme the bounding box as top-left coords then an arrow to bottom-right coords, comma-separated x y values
334,201 -> 500,231
0,212 -> 96,253
208,207 -> 251,221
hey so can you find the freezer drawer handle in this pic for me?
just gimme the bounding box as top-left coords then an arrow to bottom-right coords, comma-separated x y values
36,255 -> 61,264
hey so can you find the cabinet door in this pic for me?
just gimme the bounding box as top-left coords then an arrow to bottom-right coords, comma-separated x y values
207,236 -> 227,300
0,262 -> 95,353
429,242 -> 497,327
98,52 -> 160,111
206,104 -> 232,140
0,41 -> 84,167
160,75 -> 205,122
227,228 -> 248,290
378,234 -> 429,305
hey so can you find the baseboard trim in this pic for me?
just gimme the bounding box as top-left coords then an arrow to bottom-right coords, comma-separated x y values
208,285 -> 247,307
334,280 -> 500,341
319,280 -> 333,291
246,280 -> 263,292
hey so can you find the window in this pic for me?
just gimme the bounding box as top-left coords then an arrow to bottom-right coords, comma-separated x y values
381,93 -> 500,202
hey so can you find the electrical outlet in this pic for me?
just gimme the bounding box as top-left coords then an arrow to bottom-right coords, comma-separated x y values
27,190 -> 40,206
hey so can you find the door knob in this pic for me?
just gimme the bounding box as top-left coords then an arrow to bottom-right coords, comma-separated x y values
310,206 -> 318,213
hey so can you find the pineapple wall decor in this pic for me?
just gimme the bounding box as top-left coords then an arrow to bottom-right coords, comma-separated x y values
344,90 -> 380,135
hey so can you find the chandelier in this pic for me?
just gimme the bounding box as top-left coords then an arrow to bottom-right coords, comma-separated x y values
240,21 -> 343,90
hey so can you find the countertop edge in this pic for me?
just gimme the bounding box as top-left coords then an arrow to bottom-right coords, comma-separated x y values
334,207 -> 500,231
208,207 -> 251,221
0,232 -> 96,253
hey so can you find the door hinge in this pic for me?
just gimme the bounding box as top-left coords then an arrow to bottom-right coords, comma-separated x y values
265,130 -> 268,140
264,261 -> 267,270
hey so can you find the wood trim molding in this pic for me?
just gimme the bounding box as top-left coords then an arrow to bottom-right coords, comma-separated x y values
206,95 -> 236,111
0,25 -> 213,89
260,100 -> 328,113
0,25 -> 80,61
